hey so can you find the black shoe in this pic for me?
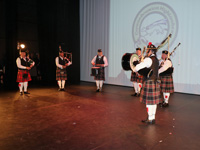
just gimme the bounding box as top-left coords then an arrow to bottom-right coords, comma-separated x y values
58,88 -> 62,91
131,93 -> 137,96
96,89 -> 100,92
20,92 -> 23,95
137,93 -> 140,97
162,103 -> 169,107
141,118 -> 148,123
142,119 -> 155,124
61,88 -> 65,91
24,92 -> 30,94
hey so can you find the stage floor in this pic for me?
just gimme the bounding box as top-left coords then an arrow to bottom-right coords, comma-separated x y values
0,82 -> 200,150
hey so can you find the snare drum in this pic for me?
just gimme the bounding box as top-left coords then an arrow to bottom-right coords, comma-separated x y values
91,67 -> 100,76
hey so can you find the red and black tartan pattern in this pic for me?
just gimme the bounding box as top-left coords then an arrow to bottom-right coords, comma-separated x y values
16,70 -> 32,82
130,72 -> 137,82
137,75 -> 143,83
140,80 -> 162,105
94,67 -> 105,81
56,68 -> 67,80
160,75 -> 174,93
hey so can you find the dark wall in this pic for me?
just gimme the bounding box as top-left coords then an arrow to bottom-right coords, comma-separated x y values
1,0 -> 80,89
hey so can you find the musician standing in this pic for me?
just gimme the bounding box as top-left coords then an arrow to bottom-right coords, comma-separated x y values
55,50 -> 72,91
130,47 -> 143,96
159,50 -> 174,107
16,49 -> 35,95
91,49 -> 108,92
133,43 -> 162,124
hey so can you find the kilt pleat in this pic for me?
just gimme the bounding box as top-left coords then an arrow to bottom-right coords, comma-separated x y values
56,68 -> 67,80
130,72 -> 143,83
16,70 -> 32,82
140,80 -> 162,105
160,76 -> 174,93
94,67 -> 105,81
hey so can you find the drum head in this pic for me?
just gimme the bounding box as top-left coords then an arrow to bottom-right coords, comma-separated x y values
130,54 -> 139,71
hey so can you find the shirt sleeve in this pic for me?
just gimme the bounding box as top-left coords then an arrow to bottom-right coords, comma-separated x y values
55,57 -> 63,69
159,60 -> 172,74
16,57 -> 27,69
134,57 -> 152,72
91,56 -> 97,64
103,56 -> 108,67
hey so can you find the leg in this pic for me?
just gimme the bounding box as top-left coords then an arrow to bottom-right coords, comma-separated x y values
132,82 -> 138,96
137,83 -> 142,94
24,82 -> 30,94
142,105 -> 156,124
57,80 -> 62,91
163,92 -> 170,103
61,80 -> 66,90
99,80 -> 103,91
18,82 -> 24,94
96,80 -> 100,92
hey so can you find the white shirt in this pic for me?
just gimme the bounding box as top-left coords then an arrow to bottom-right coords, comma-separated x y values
91,55 -> 108,67
55,56 -> 72,69
16,57 -> 35,69
134,54 -> 155,72
158,59 -> 172,74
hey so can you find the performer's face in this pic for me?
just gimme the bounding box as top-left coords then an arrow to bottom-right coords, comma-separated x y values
162,53 -> 167,60
60,52 -> 64,57
146,50 -> 152,57
21,52 -> 26,58
98,52 -> 102,56
136,50 -> 141,56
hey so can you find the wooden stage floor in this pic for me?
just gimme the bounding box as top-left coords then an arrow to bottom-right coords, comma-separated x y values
0,82 -> 200,150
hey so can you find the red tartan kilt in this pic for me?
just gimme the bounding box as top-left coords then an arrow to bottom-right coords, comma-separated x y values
56,68 -> 67,80
16,70 -> 32,82
160,76 -> 174,93
94,68 -> 105,81
140,80 -> 162,105
137,75 -> 143,83
130,72 -> 137,82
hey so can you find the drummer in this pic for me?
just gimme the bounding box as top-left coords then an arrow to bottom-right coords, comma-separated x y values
91,49 -> 108,92
130,47 -> 143,96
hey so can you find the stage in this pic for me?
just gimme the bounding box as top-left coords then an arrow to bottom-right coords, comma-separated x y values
0,82 -> 200,150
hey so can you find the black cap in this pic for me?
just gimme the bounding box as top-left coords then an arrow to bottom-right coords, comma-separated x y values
20,49 -> 27,53
98,49 -> 102,52
147,42 -> 157,53
136,47 -> 141,51
162,50 -> 168,55
59,50 -> 64,53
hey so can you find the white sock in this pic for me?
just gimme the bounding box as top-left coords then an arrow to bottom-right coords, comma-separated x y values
24,82 -> 28,92
133,82 -> 138,93
99,80 -> 103,89
147,105 -> 157,120
58,80 -> 61,89
163,93 -> 170,103
61,80 -> 65,89
96,80 -> 100,89
19,82 -> 24,92
138,83 -> 142,93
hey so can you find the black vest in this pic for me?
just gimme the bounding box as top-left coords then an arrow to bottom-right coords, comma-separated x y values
95,55 -> 105,65
149,56 -> 159,80
59,57 -> 66,66
19,57 -> 29,70
159,58 -> 174,76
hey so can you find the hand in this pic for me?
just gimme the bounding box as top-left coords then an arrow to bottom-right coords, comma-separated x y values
26,67 -> 31,70
92,62 -> 95,66
63,65 -> 67,69
30,64 -> 34,68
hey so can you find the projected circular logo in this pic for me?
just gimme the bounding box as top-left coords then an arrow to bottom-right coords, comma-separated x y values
132,2 -> 178,48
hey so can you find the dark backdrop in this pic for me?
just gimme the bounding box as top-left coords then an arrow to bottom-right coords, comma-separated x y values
0,0 -> 80,89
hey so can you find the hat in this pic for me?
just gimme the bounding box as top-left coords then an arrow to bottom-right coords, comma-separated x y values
162,50 -> 168,55
98,49 -> 102,52
59,50 -> 64,53
20,49 -> 27,53
136,47 -> 141,51
147,42 -> 157,53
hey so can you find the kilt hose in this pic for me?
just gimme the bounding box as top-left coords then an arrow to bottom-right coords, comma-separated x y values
16,69 -> 32,82
140,80 -> 162,105
160,75 -> 174,93
56,68 -> 67,80
130,72 -> 137,82
94,67 -> 105,81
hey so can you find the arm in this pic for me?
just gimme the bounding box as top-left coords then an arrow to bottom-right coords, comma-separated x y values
103,56 -> 108,67
159,60 -> 172,74
55,57 -> 63,69
134,57 -> 152,72
91,56 -> 96,65
16,58 -> 27,69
